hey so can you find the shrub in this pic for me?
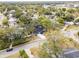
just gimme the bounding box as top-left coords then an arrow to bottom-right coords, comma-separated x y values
19,49 -> 29,58
74,17 -> 79,22
56,17 -> 64,25
63,13 -> 74,22
62,8 -> 66,11
2,17 -> 9,26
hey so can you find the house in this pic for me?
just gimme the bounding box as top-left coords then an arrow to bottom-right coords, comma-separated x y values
8,17 -> 17,27
64,21 -> 74,25
31,14 -> 39,20
43,4 -> 50,9
8,14 -> 17,27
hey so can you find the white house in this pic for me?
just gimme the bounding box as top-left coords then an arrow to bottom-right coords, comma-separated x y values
64,21 -> 74,25
8,13 -> 17,27
43,4 -> 50,9
8,17 -> 17,27
31,14 -> 39,20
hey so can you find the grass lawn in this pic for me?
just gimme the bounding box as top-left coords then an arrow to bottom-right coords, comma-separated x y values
6,52 -> 20,58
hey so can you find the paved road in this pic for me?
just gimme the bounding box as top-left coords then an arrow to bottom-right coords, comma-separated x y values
62,48 -> 79,58
0,34 -> 46,58
63,50 -> 79,58
64,48 -> 79,54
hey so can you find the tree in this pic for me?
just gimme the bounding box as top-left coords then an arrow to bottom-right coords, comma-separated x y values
56,17 -> 64,25
0,5 -> 6,13
74,17 -> 79,22
50,7 -> 57,12
43,8 -> 52,15
38,16 -> 52,32
0,27 -> 14,50
38,37 -> 62,58
8,28 -> 28,49
0,27 -> 30,50
63,13 -> 74,22
67,8 -> 76,13
38,32 -> 63,58
19,49 -> 29,58
18,15 -> 35,34
55,10 -> 65,17
36,6 -> 46,15
2,17 -> 9,26
14,8 -> 22,18
76,8 -> 79,12
51,17 -> 64,30
51,21 -> 61,30
62,8 -> 66,12
18,15 -> 32,25
55,12 -> 61,17
38,42 -> 51,58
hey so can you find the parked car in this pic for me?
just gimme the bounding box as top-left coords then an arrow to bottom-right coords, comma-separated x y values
6,48 -> 13,52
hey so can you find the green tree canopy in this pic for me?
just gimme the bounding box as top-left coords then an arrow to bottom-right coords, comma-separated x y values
62,8 -> 66,12
38,37 -> 62,58
56,17 -> 64,25
74,17 -> 79,22
2,17 -> 9,26
67,8 -> 76,13
38,16 -> 52,29
63,13 -> 74,22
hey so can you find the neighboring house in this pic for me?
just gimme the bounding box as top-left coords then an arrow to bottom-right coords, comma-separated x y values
8,17 -> 17,27
8,14 -> 17,27
56,4 -> 65,7
31,14 -> 39,20
43,4 -> 50,9
64,21 -> 74,25
74,4 -> 79,8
